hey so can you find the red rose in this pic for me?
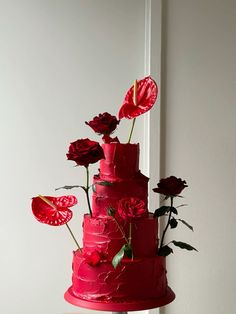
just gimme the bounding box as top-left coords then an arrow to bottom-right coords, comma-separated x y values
118,76 -> 158,119
66,138 -> 105,167
118,197 -> 147,221
85,112 -> 119,135
153,176 -> 188,196
83,250 -> 104,267
31,195 -> 77,226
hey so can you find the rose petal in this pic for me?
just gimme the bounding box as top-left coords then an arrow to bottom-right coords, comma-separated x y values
118,197 -> 148,221
153,176 -> 188,196
118,76 -> 158,119
67,138 -> 105,167
85,112 -> 119,135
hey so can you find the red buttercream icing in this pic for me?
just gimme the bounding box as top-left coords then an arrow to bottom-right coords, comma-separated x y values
65,143 -> 175,310
70,251 -> 168,302
100,143 -> 139,179
83,214 -> 158,259
92,143 -> 148,217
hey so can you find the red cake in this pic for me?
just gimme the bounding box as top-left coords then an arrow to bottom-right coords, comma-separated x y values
64,143 -> 175,311
31,77 -> 194,311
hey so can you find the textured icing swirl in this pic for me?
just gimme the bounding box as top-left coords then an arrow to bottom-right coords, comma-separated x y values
71,251 -> 167,302
92,143 -> 149,218
67,143 -> 170,306
83,214 -> 158,259
100,143 -> 139,180
92,172 -> 148,217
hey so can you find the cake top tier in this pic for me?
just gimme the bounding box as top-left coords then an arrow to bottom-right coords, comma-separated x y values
100,143 -> 139,180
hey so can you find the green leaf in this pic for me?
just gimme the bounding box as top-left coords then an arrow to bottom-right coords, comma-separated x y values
178,219 -> 194,231
172,240 -> 198,252
170,206 -> 178,215
92,181 -> 113,192
112,245 -> 126,269
124,244 -> 133,258
170,218 -> 178,229
92,184 -> 96,192
154,206 -> 170,218
55,185 -> 84,191
97,181 -> 113,187
107,207 -> 116,217
158,245 -> 173,256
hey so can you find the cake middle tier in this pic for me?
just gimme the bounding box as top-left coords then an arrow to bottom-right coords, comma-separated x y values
83,214 -> 158,259
92,171 -> 148,217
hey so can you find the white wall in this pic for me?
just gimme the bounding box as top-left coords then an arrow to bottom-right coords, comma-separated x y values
2,1 -> 234,314
160,1 -> 236,314
0,1 -> 149,314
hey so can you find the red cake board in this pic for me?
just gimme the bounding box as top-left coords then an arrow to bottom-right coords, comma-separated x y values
64,287 -> 175,312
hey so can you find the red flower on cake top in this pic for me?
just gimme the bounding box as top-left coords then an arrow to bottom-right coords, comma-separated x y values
85,112 -> 120,144
32,195 -> 77,226
67,138 -> 104,167
153,176 -> 188,197
86,112 -> 119,135
118,76 -> 158,120
118,197 -> 147,221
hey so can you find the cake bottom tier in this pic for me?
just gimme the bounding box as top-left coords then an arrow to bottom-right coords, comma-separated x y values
65,251 -> 175,311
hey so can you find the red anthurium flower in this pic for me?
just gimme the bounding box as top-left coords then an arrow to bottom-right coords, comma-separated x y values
153,176 -> 188,196
31,195 -> 77,226
118,197 -> 148,221
83,250 -> 105,267
118,76 -> 158,119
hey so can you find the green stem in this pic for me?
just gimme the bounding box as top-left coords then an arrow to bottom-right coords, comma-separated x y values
85,166 -> 92,217
128,222 -> 134,259
128,222 -> 132,245
127,118 -> 136,143
159,196 -> 173,249
113,217 -> 129,244
65,223 -> 82,252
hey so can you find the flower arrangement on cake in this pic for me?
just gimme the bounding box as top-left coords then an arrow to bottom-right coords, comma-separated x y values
31,77 -> 197,311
